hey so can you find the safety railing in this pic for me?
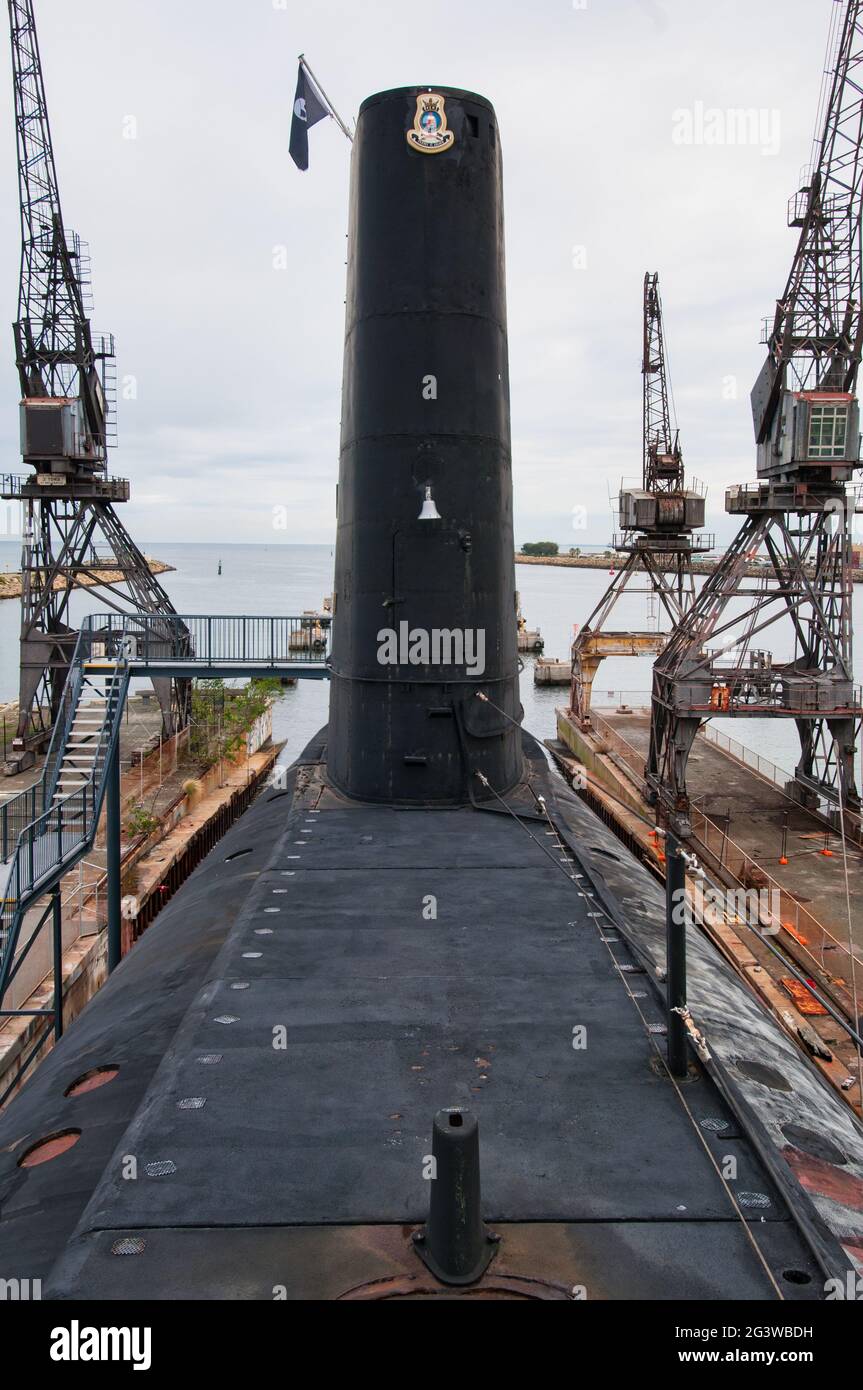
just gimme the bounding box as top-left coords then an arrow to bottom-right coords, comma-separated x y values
589,709 -> 648,780
62,858 -> 108,938
587,709 -> 863,993
687,802 -> 863,981
1,623 -> 104,861
612,532 -> 716,553
0,643 -> 129,989
40,655 -> 86,809
700,724 -> 791,794
0,473 -> 130,502
700,722 -> 863,842
591,689 -> 653,708
673,667 -> 863,719
2,781 -> 98,929
82,611 -> 332,667
0,783 -> 43,865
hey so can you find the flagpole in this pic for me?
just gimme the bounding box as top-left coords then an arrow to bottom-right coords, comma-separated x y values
298,53 -> 354,143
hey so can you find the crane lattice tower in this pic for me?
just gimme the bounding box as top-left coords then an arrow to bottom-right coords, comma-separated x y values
2,0 -> 188,773
647,0 -> 863,833
569,272 -> 710,724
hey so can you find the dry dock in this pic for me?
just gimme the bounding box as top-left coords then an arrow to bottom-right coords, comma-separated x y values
554,702 -> 863,1114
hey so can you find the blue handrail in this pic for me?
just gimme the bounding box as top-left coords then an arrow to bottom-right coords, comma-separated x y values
0,640 -> 130,996
79,611 -> 332,667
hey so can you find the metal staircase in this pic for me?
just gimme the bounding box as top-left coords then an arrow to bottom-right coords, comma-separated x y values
0,635 -> 129,1031
51,673 -> 116,806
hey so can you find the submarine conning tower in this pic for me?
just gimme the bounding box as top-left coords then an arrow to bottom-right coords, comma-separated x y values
327,86 -> 523,806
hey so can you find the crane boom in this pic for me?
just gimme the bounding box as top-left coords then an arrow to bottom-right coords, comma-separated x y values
642,271 -> 683,493
753,0 -> 863,460
9,0 -> 111,470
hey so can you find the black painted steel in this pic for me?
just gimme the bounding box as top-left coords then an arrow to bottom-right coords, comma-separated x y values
51,887 -> 62,1040
665,832 -> 689,1076
0,730 -> 837,1296
107,740 -> 121,974
415,1107 -> 496,1284
0,731 -> 828,1298
328,87 -> 522,805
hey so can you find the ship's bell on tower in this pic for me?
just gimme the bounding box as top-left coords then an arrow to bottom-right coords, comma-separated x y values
418,485 -> 442,521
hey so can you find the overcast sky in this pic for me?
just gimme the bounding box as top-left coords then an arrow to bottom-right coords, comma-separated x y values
0,0 -> 836,547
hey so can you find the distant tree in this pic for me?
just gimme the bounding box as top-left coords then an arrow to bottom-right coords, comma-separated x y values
569,547 -> 581,557
521,541 -> 559,557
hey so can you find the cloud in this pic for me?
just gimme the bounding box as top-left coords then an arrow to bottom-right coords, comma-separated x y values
0,0 -> 832,544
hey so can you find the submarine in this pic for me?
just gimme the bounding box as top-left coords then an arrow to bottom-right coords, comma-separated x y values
1,85 -> 863,1305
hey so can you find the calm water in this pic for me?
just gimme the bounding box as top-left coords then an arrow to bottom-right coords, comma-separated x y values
1,540 -> 861,782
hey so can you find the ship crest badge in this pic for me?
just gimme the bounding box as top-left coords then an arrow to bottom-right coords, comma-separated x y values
406,93 -> 455,154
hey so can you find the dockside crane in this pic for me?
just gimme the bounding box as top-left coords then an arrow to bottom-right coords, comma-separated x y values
2,0 -> 187,772
647,0 -> 863,832
568,272 -> 710,724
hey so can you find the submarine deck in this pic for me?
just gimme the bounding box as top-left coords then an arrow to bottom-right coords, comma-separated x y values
0,733 -> 831,1298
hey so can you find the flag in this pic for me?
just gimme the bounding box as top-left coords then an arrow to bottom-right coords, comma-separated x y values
290,63 -> 329,171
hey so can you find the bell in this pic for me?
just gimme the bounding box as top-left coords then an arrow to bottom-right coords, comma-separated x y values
418,485 -> 442,521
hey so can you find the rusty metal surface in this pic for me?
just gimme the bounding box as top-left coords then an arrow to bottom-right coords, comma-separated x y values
33,1219 -> 823,1301
336,1227 -> 574,1298
339,1274 -> 573,1300
781,978 -> 830,1016
547,770 -> 863,1280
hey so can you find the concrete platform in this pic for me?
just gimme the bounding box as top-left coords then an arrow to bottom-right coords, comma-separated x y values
564,705 -> 863,958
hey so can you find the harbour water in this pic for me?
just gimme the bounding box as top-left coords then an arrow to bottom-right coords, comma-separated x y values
1,539 -> 861,783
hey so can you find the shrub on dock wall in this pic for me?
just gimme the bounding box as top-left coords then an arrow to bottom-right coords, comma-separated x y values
190,679 -> 280,767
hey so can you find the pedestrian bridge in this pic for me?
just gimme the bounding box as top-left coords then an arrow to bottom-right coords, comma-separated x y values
91,611 -> 332,680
